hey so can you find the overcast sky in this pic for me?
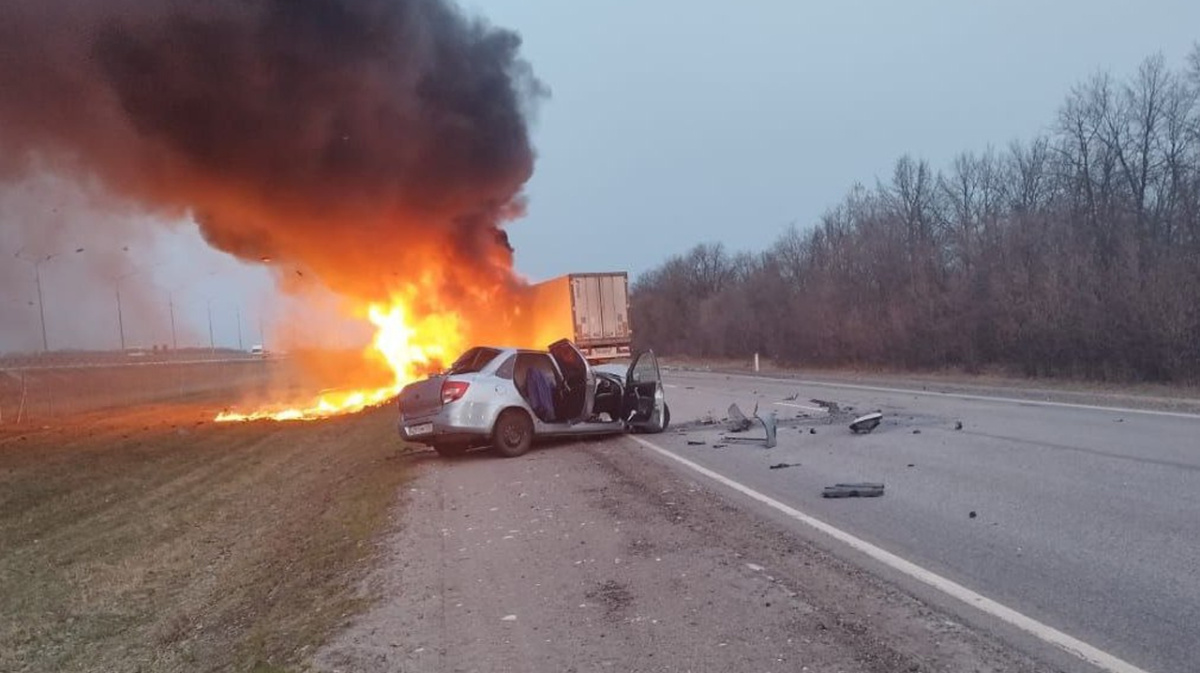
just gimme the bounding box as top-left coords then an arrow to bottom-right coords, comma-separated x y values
488,0 -> 1200,280
4,0 -> 1198,352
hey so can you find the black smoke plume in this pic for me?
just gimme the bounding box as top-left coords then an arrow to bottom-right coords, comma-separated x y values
0,0 -> 545,309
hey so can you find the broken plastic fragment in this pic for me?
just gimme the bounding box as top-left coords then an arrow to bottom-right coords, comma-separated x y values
849,412 -> 883,434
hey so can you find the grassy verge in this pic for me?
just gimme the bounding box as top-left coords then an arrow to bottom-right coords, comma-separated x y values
0,405 -> 410,672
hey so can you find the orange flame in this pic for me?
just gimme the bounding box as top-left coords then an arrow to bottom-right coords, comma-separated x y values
214,291 -> 467,422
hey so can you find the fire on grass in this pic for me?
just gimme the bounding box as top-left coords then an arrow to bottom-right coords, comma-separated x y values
215,293 -> 467,423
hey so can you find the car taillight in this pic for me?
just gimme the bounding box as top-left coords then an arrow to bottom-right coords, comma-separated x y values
441,380 -> 470,404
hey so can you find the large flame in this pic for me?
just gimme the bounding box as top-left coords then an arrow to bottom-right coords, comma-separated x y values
215,292 -> 467,423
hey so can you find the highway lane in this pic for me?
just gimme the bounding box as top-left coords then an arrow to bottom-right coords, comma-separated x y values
646,369 -> 1200,673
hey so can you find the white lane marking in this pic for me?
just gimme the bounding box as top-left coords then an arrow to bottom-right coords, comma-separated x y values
679,373 -> 1200,420
631,435 -> 1152,673
774,402 -> 827,413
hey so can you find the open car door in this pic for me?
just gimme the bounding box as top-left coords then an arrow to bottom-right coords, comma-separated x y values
548,339 -> 593,423
624,350 -> 666,433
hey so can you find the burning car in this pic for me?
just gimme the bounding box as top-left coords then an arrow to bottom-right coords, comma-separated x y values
397,339 -> 669,457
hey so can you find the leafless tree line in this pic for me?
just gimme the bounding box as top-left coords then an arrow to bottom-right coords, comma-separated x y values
632,49 -> 1200,382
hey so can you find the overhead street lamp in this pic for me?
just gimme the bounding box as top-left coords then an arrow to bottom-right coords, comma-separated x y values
113,262 -> 162,352
13,247 -> 85,352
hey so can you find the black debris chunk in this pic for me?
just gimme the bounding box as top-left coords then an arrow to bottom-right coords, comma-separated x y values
686,440 -> 706,446
954,421 -> 963,430
822,483 -> 885,498
809,428 -> 817,435
906,463 -> 915,468
969,511 -> 977,519
769,462 -> 799,470
912,429 -> 921,434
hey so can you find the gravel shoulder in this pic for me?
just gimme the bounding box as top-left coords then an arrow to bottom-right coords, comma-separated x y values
316,438 -> 1049,673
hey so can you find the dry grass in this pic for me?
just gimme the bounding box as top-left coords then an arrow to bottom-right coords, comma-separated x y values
0,403 -> 412,673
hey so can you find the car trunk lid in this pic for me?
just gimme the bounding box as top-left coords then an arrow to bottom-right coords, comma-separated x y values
398,375 -> 446,418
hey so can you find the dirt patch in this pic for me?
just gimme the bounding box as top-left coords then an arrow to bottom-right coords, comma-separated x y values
585,579 -> 634,620
0,404 -> 411,673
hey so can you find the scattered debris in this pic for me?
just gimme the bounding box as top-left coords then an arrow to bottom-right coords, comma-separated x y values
912,429 -> 921,435
906,463 -> 915,468
849,412 -> 883,434
727,404 -> 753,432
954,421 -> 963,430
769,462 -> 799,470
501,614 -> 517,622
1114,418 -> 1124,423
968,511 -> 977,519
783,392 -> 799,401
809,428 -> 817,435
822,483 -> 885,498
712,443 -> 727,449
811,399 -> 841,414
722,407 -> 778,448
686,440 -> 706,446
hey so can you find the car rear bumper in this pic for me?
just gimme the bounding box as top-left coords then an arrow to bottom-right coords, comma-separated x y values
398,402 -> 493,445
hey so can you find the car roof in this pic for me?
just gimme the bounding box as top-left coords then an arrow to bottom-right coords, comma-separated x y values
474,345 -> 548,356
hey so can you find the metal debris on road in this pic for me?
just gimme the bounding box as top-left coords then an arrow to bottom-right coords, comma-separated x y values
912,429 -> 921,434
822,483 -> 885,498
849,412 -> 883,434
721,408 -> 777,448
768,462 -> 799,470
812,399 -> 841,414
969,511 -> 978,519
954,421 -> 964,430
783,392 -> 799,401
727,403 -> 753,432
686,440 -> 706,446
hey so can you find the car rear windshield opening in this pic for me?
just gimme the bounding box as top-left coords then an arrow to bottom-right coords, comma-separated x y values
447,347 -> 501,375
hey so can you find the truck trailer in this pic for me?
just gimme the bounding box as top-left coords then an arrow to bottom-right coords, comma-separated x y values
524,272 -> 632,362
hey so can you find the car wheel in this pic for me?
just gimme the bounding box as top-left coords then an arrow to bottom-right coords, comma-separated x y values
492,409 -> 533,458
432,443 -> 469,458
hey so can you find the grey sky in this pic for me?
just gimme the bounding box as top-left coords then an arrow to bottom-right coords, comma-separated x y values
488,0 -> 1200,279
3,0 -> 1198,352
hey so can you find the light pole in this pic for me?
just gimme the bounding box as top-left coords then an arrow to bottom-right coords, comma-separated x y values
235,306 -> 244,351
114,270 -> 138,352
168,292 -> 178,350
14,248 -> 84,351
206,299 -> 215,353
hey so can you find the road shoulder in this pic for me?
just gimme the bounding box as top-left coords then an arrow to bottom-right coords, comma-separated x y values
315,439 -> 1048,673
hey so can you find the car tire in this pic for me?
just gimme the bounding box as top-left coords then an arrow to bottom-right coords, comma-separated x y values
432,443 -> 469,458
492,409 -> 533,458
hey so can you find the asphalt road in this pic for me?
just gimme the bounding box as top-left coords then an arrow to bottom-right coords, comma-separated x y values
649,369 -> 1200,673
318,427 -> 1044,673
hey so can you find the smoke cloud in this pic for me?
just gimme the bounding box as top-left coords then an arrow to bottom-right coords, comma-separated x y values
0,0 -> 545,314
